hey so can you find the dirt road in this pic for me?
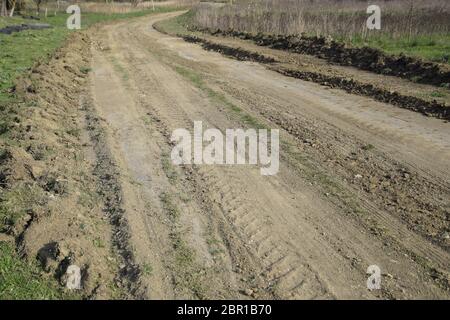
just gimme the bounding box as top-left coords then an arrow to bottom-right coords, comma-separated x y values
88,12 -> 450,299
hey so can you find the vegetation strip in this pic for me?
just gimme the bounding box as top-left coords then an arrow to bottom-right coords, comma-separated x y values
274,67 -> 450,121
0,8 -> 182,299
182,35 -> 276,63
178,34 -> 450,121
190,27 -> 450,88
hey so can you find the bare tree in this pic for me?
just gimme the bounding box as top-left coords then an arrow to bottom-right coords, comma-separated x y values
33,0 -> 47,15
9,0 -> 16,16
131,0 -> 142,8
1,0 -> 7,16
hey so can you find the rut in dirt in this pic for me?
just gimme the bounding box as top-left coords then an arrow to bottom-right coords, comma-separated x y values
87,12 -> 450,299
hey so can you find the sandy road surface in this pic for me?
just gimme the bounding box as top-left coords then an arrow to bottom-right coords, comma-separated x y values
88,12 -> 450,299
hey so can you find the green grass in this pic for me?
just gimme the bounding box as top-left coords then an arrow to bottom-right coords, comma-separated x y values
159,192 -> 180,221
109,56 -> 130,83
0,20 -> 67,104
161,152 -> 178,184
174,65 -> 266,128
0,242 -> 74,299
0,6 -> 181,300
430,90 -> 446,98
0,7 -> 180,104
0,183 -> 45,233
348,34 -> 450,63
154,9 -> 194,36
168,9 -> 450,64
158,190 -> 206,297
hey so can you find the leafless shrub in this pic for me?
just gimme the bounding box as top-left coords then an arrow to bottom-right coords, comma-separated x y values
192,0 -> 450,39
78,1 -> 198,14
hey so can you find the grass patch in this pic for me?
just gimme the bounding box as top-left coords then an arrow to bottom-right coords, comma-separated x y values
109,56 -> 130,83
190,1 -> 450,64
206,237 -> 223,256
430,91 -> 446,98
169,230 -> 205,298
170,231 -> 194,267
0,183 -> 46,233
0,7 -> 180,105
158,189 -> 206,297
0,6 -> 181,300
348,34 -> 450,64
79,66 -> 92,74
361,144 -> 375,151
93,237 -> 105,248
0,22 -> 68,105
154,10 -> 194,37
168,8 -> 450,64
161,152 -> 178,184
0,242 -> 73,299
142,263 -> 153,276
159,192 -> 180,221
174,65 -> 266,129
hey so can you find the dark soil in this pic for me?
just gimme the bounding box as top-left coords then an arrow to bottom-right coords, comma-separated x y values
180,34 -> 450,121
192,27 -> 450,88
0,23 -> 52,35
182,35 -> 276,63
275,67 -> 450,121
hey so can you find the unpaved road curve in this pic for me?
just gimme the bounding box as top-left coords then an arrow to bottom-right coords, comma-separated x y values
89,12 -> 450,299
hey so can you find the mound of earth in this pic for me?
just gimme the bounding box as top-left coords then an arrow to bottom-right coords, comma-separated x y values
192,27 -> 450,87
0,23 -> 52,35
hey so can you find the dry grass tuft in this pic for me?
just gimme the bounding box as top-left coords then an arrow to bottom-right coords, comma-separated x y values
192,0 -> 450,40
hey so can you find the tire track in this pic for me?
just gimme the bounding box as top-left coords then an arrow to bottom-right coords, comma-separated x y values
88,13 -> 450,299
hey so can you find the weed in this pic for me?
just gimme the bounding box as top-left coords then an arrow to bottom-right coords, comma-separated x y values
159,192 -> 179,221
0,121 -> 9,135
361,144 -> 375,151
142,263 -> 153,276
430,91 -> 446,98
79,66 -> 92,74
174,65 -> 267,129
161,152 -> 178,184
66,128 -> 81,137
93,238 -> 105,248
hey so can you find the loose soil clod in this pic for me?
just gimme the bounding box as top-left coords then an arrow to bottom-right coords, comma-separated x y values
191,27 -> 450,87
0,23 -> 52,35
180,33 -> 450,120
182,35 -> 276,63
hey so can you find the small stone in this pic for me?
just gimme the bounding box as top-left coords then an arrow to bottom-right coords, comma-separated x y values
244,288 -> 254,296
66,265 -> 81,290
29,165 -> 44,179
354,174 -> 363,179
58,244 -> 70,259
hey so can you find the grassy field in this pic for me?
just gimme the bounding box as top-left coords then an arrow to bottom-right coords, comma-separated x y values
0,6 -> 180,105
0,242 -> 75,299
190,0 -> 450,63
347,34 -> 450,63
0,5 -> 181,300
